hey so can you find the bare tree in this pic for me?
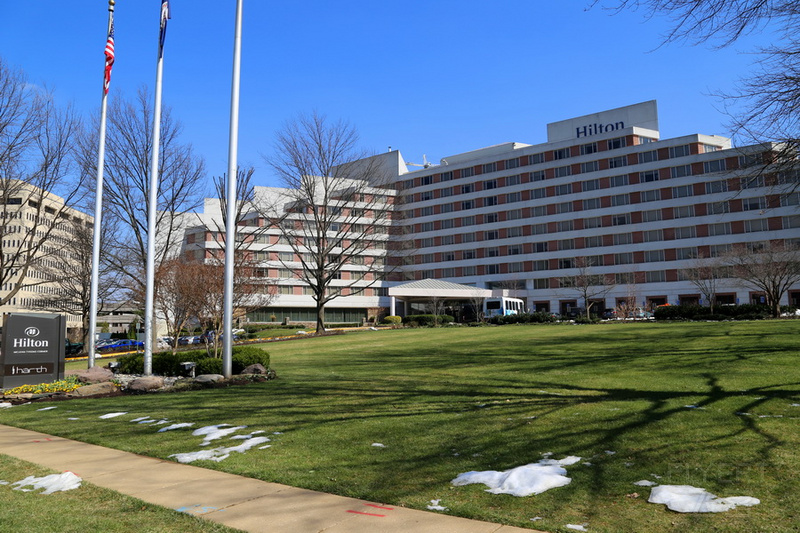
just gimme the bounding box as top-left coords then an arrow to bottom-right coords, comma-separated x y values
77,88 -> 205,297
725,241 -> 800,317
681,252 -> 729,314
0,59 -> 87,308
153,257 -> 208,352
573,257 -> 615,319
265,112 -> 396,333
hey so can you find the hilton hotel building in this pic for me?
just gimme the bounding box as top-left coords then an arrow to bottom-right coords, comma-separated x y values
392,100 -> 800,314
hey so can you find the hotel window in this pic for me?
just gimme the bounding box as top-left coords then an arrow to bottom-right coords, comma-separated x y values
612,213 -> 631,226
442,235 -> 455,245
441,203 -> 454,214
507,226 -> 522,238
420,222 -> 434,232
703,159 -> 725,174
703,144 -> 722,153
420,237 -> 434,248
531,170 -> 546,181
674,226 -> 697,239
584,216 -> 602,229
746,241 -> 767,253
583,198 -> 601,210
463,265 -> 477,276
506,157 -> 520,169
531,223 -> 547,234
641,189 -> 661,202
484,230 -> 499,240
707,201 -> 730,214
531,187 -> 546,199
530,153 -> 545,164
420,191 -> 433,201
745,219 -> 769,233
558,238 -> 575,250
441,268 -> 456,278
613,233 -> 632,245
461,200 -> 474,210
485,213 -> 498,223
486,247 -> 500,257
558,220 -> 574,232
462,215 -> 476,226
556,201 -> 573,214
609,174 -> 629,187
669,145 -> 691,158
507,174 -> 521,186
641,170 -> 659,182
461,167 -> 474,178
484,179 -> 498,190
463,249 -> 477,260
462,232 -> 476,243
676,247 -> 697,260
580,142 -> 598,155
615,272 -> 634,284
484,196 -> 498,207
421,175 -> 433,185
443,252 -> 456,261
533,260 -> 548,271
441,187 -> 453,197
670,165 -> 692,179
783,215 -> 800,229
584,235 -> 602,248
483,162 -> 497,174
509,262 -> 524,273
532,278 -> 549,289
645,271 -> 666,283
532,205 -> 547,217
554,147 -> 570,160
441,218 -> 454,229
558,258 -> 575,269
743,197 -> 766,211
673,205 -> 695,218
608,155 -> 628,168
279,286 -> 294,295
638,150 -> 658,164
556,183 -> 572,195
644,250 -> 665,262
534,242 -> 548,252
506,191 -> 522,203
608,137 -> 626,150
739,153 -> 763,168
441,171 -> 453,181
741,175 -> 765,189
461,184 -> 474,194
554,165 -> 572,178
672,185 -> 694,198
611,193 -> 630,206
705,180 -> 728,194
508,244 -> 523,255
420,206 -> 434,216
642,209 -> 662,222
581,160 -> 599,173
586,255 -> 604,267
507,208 -> 522,220
486,264 -> 500,275
583,178 -> 600,191
643,229 -> 663,242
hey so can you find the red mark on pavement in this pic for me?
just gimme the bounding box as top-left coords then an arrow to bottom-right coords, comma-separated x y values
32,438 -> 54,443
364,503 -> 394,510
347,510 -> 386,517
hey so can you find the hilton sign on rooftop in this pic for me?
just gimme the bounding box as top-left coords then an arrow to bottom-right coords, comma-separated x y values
546,100 -> 659,143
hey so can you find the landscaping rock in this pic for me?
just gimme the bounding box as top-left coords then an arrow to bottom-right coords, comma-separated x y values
128,376 -> 165,392
68,366 -> 114,384
194,374 -> 225,383
241,364 -> 267,375
68,382 -> 119,397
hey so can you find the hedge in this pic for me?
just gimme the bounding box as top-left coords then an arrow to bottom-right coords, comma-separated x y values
117,345 -> 270,376
653,303 -> 776,321
402,314 -> 455,327
488,312 -> 557,325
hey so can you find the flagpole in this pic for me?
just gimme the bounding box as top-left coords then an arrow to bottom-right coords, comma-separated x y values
223,0 -> 244,378
144,1 -> 170,376
88,0 -> 116,368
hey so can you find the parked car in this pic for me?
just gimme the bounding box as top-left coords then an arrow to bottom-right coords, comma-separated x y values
98,339 -> 144,353
178,335 -> 200,345
65,340 -> 84,356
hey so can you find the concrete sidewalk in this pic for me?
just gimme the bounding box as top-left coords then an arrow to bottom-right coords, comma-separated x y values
0,424 -> 541,533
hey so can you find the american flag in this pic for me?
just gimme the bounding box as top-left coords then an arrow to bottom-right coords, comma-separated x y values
103,19 -> 115,94
159,0 -> 171,57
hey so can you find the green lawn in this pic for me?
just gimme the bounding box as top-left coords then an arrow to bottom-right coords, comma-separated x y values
2,321 -> 799,532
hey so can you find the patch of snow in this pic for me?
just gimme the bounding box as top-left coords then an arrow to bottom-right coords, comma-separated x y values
37,406 -> 57,411
371,443 -> 385,447
131,416 -> 150,422
170,436 -> 270,464
231,430 -> 266,440
566,524 -> 588,531
258,444 -> 272,449
158,422 -> 194,433
634,480 -> 657,487
427,499 -> 448,511
604,450 -> 616,455
192,424 -> 247,445
273,431 -> 283,435
99,412 -> 127,419
648,485 -> 760,513
12,472 -> 82,495
530,516 -> 543,521
0,480 -> 8,485
68,418 -> 80,421
1,402 -> 14,409
452,456 -> 581,497
684,405 -> 705,409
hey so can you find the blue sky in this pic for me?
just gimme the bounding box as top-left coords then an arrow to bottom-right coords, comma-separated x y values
0,1 -> 775,189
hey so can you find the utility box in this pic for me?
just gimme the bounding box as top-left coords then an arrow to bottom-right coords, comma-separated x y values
0,313 -> 66,389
